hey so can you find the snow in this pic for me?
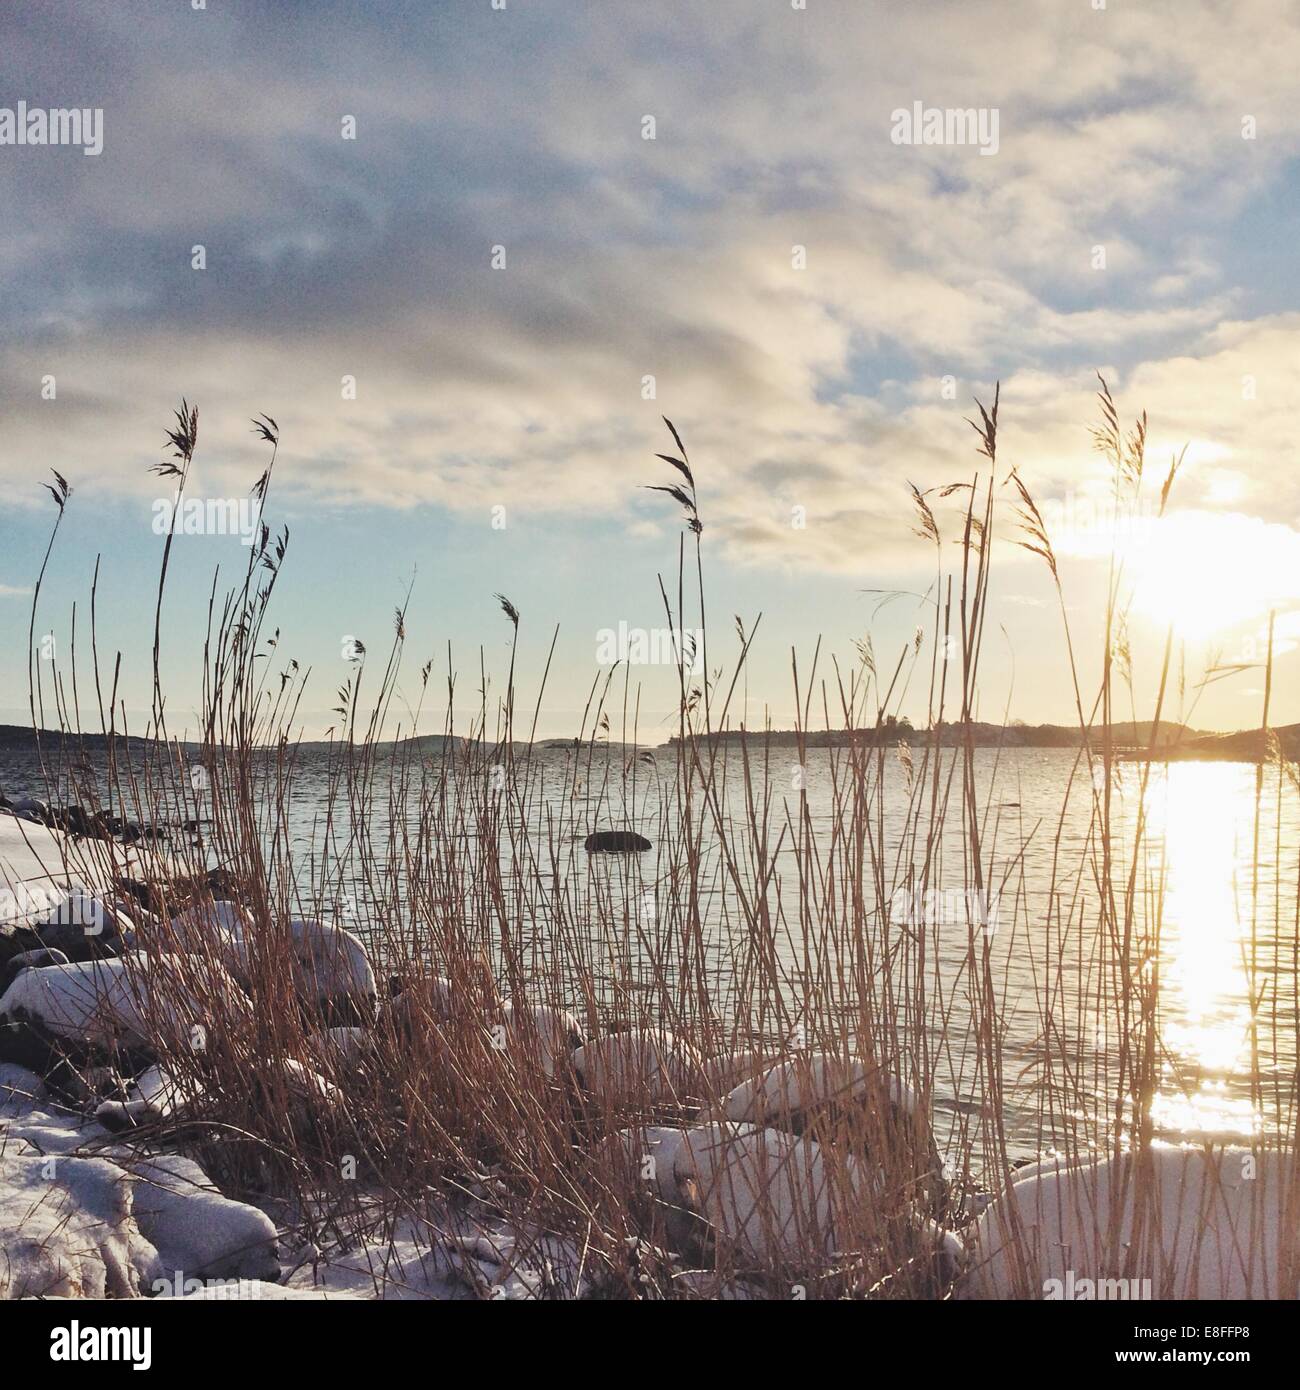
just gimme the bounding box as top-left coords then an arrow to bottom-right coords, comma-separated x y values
0,813 -> 182,933
128,1153 -> 280,1282
572,1029 -> 703,1106
961,1144 -> 1293,1299
498,1000 -> 586,1079
0,952 -> 251,1053
0,1083 -> 284,1299
280,1210 -> 590,1300
676,1124 -> 863,1266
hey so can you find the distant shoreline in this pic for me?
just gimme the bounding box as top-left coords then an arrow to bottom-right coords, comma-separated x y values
3,719 -> 1298,763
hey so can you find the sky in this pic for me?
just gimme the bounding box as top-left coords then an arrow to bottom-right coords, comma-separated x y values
2,0 -> 1299,741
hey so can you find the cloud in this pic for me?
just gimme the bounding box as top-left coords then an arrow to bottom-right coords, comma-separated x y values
2,0 -> 1300,593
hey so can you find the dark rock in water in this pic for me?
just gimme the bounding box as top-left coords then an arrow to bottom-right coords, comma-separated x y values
54,805 -> 112,839
118,822 -> 167,843
584,830 -> 652,853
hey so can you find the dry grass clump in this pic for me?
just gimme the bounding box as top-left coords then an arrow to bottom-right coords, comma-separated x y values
9,390 -> 1297,1298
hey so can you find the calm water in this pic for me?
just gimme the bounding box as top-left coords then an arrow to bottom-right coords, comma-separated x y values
5,743 -> 1298,1175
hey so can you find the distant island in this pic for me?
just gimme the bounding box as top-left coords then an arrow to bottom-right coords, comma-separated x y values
666,718 -> 1300,761
3,719 -> 1298,763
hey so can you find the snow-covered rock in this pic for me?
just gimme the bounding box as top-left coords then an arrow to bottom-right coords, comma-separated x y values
0,1147 -> 162,1298
0,1060 -> 47,1110
498,1001 -> 586,1079
159,904 -> 376,1026
0,952 -> 251,1059
306,1026 -> 371,1073
0,1084 -> 281,1297
602,1121 -> 752,1250
94,1062 -> 209,1131
673,1123 -> 864,1267
701,1049 -> 779,1094
572,1029 -> 703,1108
961,1145 -> 1292,1299
128,1153 -> 280,1282
33,888 -> 135,955
163,898 -> 251,951
281,919 -> 376,1025
0,947 -> 71,995
706,1053 -> 944,1205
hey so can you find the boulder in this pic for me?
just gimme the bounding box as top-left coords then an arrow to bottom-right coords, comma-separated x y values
584,830 -> 652,853
614,1122 -> 866,1268
8,795 -> 48,823
960,1145 -> 1296,1300
389,966 -> 503,1020
573,1029 -> 704,1110
128,1153 -> 280,1283
282,919 -> 376,1026
498,1000 -> 586,1080
31,889 -> 134,959
706,1053 -> 945,1208
94,1062 -> 209,1132
164,899 -> 251,950
0,1148 -> 162,1298
0,952 -> 252,1071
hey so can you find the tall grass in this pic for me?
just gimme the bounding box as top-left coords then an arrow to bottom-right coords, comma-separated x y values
12,385 -> 1299,1298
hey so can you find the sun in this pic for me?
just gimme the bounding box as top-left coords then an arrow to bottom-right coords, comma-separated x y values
1127,510 -> 1300,639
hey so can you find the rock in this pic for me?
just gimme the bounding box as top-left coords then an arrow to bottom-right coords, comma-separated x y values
706,1053 -> 945,1208
0,1060 -> 47,1110
282,919 -> 376,1026
573,1029 -> 704,1109
220,916 -> 375,1027
280,1057 -> 344,1114
584,830 -> 652,853
0,952 -> 252,1071
603,1122 -> 753,1250
960,1145 -> 1293,1299
306,1026 -> 371,1077
31,889 -> 133,959
9,796 -> 48,823
49,805 -> 109,839
701,1049 -> 779,1094
128,1153 -> 280,1283
662,1123 -> 865,1268
0,947 -> 71,996
164,899 -> 251,950
94,1063 -> 208,1132
155,905 -> 375,1027
0,1148 -> 163,1298
203,867 -> 248,899
384,968 -> 504,1043
498,1000 -> 586,1079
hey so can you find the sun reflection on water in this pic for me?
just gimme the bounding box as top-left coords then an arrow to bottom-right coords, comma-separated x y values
1143,763 -> 1260,1138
